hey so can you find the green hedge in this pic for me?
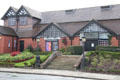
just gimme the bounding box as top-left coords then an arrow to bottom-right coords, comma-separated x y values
66,46 -> 83,55
33,51 -> 52,55
96,46 -> 120,52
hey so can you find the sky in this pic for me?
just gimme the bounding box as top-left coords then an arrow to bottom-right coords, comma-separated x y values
0,0 -> 120,25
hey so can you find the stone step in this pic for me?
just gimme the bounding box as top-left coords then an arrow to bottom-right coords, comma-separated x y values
46,55 -> 80,71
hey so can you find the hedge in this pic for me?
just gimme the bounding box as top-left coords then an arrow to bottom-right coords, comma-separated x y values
96,46 -> 120,52
66,46 -> 83,55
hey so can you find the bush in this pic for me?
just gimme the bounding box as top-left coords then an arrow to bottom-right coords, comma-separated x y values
26,45 -> 33,52
40,55 -> 49,63
96,46 -> 120,52
66,46 -> 83,55
59,48 -> 65,53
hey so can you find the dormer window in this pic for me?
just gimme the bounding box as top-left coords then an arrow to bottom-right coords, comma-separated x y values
101,5 -> 113,11
65,9 -> 76,14
8,17 -> 16,26
19,17 -> 27,26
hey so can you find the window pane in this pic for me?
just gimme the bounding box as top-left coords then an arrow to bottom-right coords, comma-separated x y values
99,33 -> 109,39
8,40 -> 10,48
8,18 -> 16,26
85,32 -> 98,39
19,17 -> 27,26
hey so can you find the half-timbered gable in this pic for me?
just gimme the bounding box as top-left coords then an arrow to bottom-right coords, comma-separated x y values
79,21 -> 110,40
2,7 -> 17,19
17,6 -> 29,16
36,23 -> 67,40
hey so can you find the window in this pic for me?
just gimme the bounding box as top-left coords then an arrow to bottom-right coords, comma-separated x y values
65,9 -> 76,14
19,17 -> 27,26
8,17 -> 16,26
98,40 -> 109,46
99,33 -> 109,39
14,40 -> 16,48
8,40 -> 10,48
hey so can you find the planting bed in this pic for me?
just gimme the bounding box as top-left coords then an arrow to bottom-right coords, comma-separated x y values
85,51 -> 120,74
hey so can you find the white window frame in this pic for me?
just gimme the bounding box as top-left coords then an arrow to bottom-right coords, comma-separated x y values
8,40 -> 10,48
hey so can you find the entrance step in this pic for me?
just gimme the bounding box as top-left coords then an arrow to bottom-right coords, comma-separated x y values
46,55 -> 81,71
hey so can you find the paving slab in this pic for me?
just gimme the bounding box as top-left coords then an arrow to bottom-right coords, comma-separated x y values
0,68 -> 120,80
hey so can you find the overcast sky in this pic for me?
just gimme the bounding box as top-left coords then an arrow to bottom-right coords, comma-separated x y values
0,0 -> 120,25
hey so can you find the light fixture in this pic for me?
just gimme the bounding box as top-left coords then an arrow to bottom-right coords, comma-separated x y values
37,38 -> 40,42
0,37 -> 2,40
82,37 -> 86,42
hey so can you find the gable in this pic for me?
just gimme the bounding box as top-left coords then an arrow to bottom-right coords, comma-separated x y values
17,7 -> 29,16
2,7 -> 17,19
79,21 -> 111,39
80,22 -> 108,33
36,23 -> 67,39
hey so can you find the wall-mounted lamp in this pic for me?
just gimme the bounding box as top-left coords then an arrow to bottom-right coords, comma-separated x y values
0,37 -> 2,40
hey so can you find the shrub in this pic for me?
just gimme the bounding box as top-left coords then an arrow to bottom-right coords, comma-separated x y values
59,48 -> 65,53
66,46 -> 83,55
33,45 -> 41,55
40,55 -> 49,63
96,46 -> 120,52
26,45 -> 33,52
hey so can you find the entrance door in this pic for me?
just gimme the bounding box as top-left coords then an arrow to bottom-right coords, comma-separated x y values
20,40 -> 24,52
85,39 -> 98,51
45,41 -> 58,51
52,41 -> 58,51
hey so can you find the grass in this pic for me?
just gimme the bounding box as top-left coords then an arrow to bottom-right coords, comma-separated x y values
14,57 -> 36,67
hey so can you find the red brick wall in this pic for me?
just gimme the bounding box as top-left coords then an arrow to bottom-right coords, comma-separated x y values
72,36 -> 80,46
18,38 -> 37,51
111,36 -> 119,47
38,38 -> 46,51
59,37 -> 71,49
0,35 -> 17,54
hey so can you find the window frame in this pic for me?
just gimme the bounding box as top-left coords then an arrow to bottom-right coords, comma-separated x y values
8,17 -> 16,26
19,16 -> 28,26
8,40 -> 11,48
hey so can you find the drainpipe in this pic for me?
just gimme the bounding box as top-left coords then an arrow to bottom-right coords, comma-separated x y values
12,37 -> 14,52
69,37 -> 73,46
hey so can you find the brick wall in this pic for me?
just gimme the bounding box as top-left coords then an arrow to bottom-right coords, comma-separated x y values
0,35 -> 17,54
111,36 -> 119,47
18,38 -> 37,51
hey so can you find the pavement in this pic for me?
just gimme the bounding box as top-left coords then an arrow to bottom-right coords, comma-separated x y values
0,67 -> 120,80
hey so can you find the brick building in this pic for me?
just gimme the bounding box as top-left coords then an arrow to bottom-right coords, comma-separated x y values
1,4 -> 120,53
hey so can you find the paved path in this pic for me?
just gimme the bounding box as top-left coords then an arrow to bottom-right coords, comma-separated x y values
0,72 -> 93,80
0,68 -> 120,80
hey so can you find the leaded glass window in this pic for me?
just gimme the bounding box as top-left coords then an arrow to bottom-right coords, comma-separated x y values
19,17 -> 27,26
8,17 -> 16,26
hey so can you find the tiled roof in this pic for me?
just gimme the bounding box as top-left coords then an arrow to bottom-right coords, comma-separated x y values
41,4 -> 120,23
0,26 -> 17,36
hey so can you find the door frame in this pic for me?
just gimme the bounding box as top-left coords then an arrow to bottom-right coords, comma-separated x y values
45,40 -> 59,51
20,40 -> 24,52
84,39 -> 98,51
